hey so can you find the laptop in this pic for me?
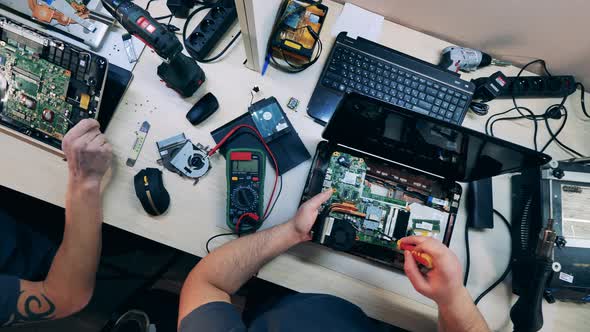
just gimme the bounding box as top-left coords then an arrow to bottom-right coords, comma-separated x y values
300,93 -> 551,270
0,15 -> 108,153
0,0 -> 111,49
307,32 -> 476,125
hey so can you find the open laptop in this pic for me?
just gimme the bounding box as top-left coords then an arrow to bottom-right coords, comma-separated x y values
301,93 -> 551,270
0,14 -> 108,153
0,0 -> 111,49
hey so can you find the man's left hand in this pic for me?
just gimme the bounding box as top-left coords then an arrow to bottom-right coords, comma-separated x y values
288,190 -> 333,242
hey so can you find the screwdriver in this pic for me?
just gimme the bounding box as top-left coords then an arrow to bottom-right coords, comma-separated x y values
439,46 -> 512,73
397,240 -> 434,269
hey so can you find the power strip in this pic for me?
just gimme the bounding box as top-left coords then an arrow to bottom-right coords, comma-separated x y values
185,0 -> 237,61
502,76 -> 577,98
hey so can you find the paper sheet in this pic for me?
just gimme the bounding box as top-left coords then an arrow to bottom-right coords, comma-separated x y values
332,3 -> 384,42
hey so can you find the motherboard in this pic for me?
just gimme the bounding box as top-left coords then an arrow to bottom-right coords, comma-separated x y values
0,17 -> 108,150
0,40 -> 73,140
318,151 -> 455,253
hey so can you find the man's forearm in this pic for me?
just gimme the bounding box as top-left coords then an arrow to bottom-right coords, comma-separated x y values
44,179 -> 103,310
438,287 -> 490,332
192,222 -> 305,294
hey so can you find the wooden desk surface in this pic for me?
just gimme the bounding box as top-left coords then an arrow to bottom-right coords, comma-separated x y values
1,1 -> 589,331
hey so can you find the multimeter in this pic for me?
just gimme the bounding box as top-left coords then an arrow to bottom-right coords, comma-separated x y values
226,149 -> 266,233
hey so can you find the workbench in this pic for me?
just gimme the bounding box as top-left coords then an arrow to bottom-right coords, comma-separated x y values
1,1 -> 589,330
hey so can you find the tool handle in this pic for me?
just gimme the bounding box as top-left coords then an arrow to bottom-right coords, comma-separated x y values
102,0 -> 182,59
510,257 -> 553,332
397,240 -> 434,269
439,51 -> 459,73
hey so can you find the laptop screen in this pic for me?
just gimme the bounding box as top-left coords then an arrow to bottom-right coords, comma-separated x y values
322,93 -> 551,182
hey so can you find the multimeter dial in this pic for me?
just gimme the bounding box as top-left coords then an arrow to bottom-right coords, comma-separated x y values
227,149 -> 266,233
231,186 -> 260,211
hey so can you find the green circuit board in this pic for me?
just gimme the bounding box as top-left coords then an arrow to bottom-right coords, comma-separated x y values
0,40 -> 73,140
320,151 -> 450,250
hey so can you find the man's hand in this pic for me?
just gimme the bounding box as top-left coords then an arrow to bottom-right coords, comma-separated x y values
288,190 -> 333,242
62,119 -> 112,186
401,236 -> 490,332
401,236 -> 464,306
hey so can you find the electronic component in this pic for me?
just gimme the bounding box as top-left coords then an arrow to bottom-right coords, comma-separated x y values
342,171 -> 359,186
122,34 -> 138,63
126,121 -> 151,167
287,97 -> 299,111
472,71 -> 510,102
166,0 -> 196,18
467,177 -> 494,229
318,151 -> 451,254
226,149 -> 266,234
267,0 -> 328,73
0,0 -> 114,49
249,97 -> 292,142
156,133 -> 211,184
0,17 -> 107,150
184,0 -> 238,61
302,93 -> 550,271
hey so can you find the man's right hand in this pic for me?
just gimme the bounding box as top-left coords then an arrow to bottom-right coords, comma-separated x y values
400,236 -> 464,306
62,119 -> 113,186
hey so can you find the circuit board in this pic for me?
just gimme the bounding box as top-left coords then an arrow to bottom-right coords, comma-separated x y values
0,17 -> 108,150
0,40 -> 73,140
319,151 -> 453,252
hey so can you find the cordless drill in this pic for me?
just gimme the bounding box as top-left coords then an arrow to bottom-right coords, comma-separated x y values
102,0 -> 205,97
439,46 -> 511,73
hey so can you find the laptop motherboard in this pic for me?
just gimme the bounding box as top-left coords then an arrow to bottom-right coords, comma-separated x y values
0,40 -> 73,140
0,17 -> 107,150
317,151 -> 459,254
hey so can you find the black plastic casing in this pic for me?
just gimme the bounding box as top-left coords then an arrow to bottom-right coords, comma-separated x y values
185,0 -> 237,61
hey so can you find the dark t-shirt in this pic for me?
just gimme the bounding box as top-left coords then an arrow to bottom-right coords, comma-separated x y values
179,293 -> 382,332
0,210 -> 57,325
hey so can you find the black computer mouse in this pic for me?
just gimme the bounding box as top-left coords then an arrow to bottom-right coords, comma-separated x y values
186,92 -> 219,125
134,168 -> 170,216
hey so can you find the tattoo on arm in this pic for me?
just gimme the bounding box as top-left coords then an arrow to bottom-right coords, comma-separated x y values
2,291 -> 56,327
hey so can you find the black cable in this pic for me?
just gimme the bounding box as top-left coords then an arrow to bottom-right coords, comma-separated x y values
206,232 -> 235,254
198,31 -> 242,63
576,82 -> 589,118
474,210 -> 512,305
486,59 -> 586,157
182,5 -> 242,63
510,59 -> 552,151
154,14 -> 173,20
145,0 -> 157,11
463,217 -> 470,286
540,101 -> 584,157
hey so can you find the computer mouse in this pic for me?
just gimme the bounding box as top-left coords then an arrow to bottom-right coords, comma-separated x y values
186,92 -> 219,125
134,168 -> 170,216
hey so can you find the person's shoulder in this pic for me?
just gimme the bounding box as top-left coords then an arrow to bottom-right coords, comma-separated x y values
179,302 -> 246,332
0,275 -> 21,326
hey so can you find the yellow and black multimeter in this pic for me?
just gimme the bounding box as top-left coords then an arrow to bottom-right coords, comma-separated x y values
226,149 -> 266,234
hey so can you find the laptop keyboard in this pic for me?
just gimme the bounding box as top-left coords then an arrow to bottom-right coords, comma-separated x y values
321,46 -> 470,123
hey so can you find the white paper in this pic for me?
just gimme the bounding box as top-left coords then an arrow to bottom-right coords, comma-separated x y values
332,3 -> 384,42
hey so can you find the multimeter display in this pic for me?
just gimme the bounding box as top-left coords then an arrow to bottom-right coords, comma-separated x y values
226,149 -> 266,233
233,160 -> 259,172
